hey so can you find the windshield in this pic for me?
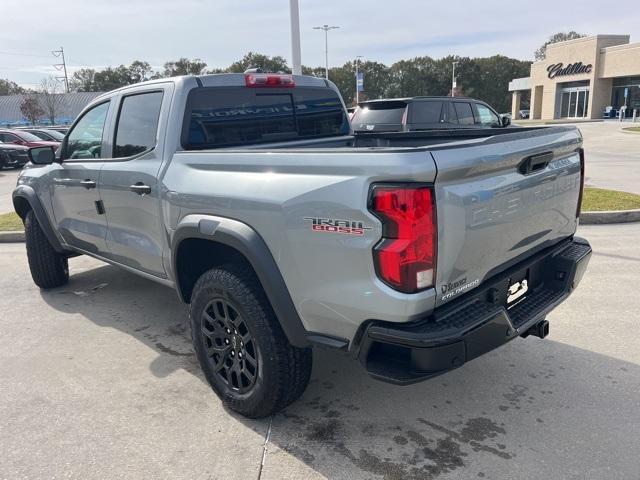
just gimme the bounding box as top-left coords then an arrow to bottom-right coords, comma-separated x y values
15,131 -> 43,142
351,101 -> 407,129
40,129 -> 65,141
183,86 -> 349,149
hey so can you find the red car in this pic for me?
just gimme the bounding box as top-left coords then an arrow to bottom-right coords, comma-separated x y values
0,129 -> 60,149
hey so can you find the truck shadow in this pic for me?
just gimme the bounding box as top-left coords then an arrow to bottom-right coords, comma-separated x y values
40,262 -> 640,480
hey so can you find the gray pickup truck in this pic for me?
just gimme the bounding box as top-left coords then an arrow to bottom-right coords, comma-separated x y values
13,73 -> 591,418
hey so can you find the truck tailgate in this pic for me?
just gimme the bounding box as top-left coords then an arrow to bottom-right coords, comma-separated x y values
432,126 -> 583,307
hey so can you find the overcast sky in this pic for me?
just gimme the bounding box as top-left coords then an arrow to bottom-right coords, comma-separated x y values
2,0 -> 638,88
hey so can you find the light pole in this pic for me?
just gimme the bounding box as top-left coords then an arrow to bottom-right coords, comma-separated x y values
289,0 -> 302,75
313,24 -> 339,79
355,56 -> 364,104
451,61 -> 458,97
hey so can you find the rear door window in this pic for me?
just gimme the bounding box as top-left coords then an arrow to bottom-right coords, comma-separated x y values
351,101 -> 407,130
113,91 -> 164,158
183,87 -> 349,149
453,102 -> 475,125
409,101 -> 443,125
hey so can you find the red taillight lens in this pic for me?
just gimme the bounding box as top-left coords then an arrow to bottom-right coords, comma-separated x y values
369,185 -> 437,293
576,148 -> 585,218
245,74 -> 295,88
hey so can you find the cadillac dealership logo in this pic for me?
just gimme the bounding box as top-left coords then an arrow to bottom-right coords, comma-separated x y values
547,62 -> 593,79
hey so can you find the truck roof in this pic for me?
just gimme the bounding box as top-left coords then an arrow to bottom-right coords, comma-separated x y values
359,96 -> 474,105
91,73 -> 333,103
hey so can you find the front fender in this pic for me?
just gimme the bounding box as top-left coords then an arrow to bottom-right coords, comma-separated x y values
12,185 -> 67,254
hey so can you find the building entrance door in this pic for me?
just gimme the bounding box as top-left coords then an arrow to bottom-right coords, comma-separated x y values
560,87 -> 589,118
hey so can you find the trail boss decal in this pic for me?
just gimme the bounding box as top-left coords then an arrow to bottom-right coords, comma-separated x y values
304,217 -> 372,236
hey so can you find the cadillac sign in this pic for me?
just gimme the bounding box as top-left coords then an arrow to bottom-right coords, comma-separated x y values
547,62 -> 593,79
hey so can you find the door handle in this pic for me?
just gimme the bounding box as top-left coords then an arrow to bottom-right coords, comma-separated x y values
129,182 -> 152,196
80,179 -> 97,189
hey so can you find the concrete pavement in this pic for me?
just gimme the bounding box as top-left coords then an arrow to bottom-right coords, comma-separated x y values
0,168 -> 19,214
573,121 -> 640,195
1,222 -> 639,479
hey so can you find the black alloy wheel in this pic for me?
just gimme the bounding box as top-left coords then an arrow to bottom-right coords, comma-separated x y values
201,297 -> 259,393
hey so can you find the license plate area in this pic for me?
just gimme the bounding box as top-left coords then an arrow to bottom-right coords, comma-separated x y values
507,268 -> 529,309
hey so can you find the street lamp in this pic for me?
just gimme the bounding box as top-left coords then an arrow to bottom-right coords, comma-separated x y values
451,61 -> 458,97
355,56 -> 364,104
289,0 -> 302,75
313,24 -> 340,79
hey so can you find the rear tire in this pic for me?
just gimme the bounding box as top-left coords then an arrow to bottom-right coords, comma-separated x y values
190,264 -> 312,418
24,210 -> 69,289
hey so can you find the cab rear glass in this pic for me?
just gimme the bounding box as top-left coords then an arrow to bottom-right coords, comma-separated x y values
352,101 -> 407,126
182,86 -> 349,149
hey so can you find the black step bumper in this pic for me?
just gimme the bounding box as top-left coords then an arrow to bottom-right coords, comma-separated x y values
357,237 -> 592,385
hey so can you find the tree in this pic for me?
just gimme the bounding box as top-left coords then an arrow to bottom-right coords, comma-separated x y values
226,52 -> 290,73
20,95 -> 44,124
69,68 -> 97,92
92,65 -> 134,91
128,60 -> 154,83
39,77 -> 65,125
535,32 -> 586,61
0,78 -> 25,95
160,58 -> 207,77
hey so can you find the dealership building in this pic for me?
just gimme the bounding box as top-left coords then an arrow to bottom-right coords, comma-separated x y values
509,34 -> 640,120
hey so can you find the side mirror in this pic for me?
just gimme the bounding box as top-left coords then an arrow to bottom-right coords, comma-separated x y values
28,146 -> 56,165
500,114 -> 511,127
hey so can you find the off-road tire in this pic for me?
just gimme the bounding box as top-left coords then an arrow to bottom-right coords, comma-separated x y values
24,210 -> 69,289
190,264 -> 312,418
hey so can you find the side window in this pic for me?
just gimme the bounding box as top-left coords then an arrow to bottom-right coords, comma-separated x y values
443,103 -> 458,124
475,104 -> 500,126
64,102 -> 110,160
410,101 -> 444,124
453,102 -> 475,125
113,91 -> 163,158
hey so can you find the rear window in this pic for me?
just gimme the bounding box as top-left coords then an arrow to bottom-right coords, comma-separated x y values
352,101 -> 407,127
183,87 -> 349,149
409,101 -> 443,124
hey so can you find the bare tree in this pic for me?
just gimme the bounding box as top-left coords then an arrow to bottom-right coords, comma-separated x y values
39,77 -> 66,125
20,95 -> 45,125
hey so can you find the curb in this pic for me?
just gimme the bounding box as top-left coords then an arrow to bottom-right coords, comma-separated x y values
621,128 -> 640,135
580,209 -> 640,225
0,230 -> 25,242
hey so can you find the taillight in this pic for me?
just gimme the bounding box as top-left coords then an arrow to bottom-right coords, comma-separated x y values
576,148 -> 585,218
369,184 -> 437,293
245,73 -> 295,88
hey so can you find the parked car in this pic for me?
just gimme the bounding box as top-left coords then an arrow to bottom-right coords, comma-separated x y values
519,109 -> 531,119
0,141 -> 30,169
14,73 -> 590,418
15,128 -> 65,142
351,96 -> 510,132
0,129 -> 60,149
46,126 -> 69,135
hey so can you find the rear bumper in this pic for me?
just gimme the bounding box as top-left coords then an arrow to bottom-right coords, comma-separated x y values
357,237 -> 592,385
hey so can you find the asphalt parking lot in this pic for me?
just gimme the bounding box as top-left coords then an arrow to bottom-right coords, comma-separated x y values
1,222 -> 640,480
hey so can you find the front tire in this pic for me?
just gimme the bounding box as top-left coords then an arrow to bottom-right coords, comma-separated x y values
24,210 -> 69,289
190,265 -> 312,418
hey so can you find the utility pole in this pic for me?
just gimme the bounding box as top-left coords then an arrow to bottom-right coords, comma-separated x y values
355,56 -> 364,104
313,24 -> 339,79
451,60 -> 458,97
289,0 -> 302,75
52,46 -> 69,93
